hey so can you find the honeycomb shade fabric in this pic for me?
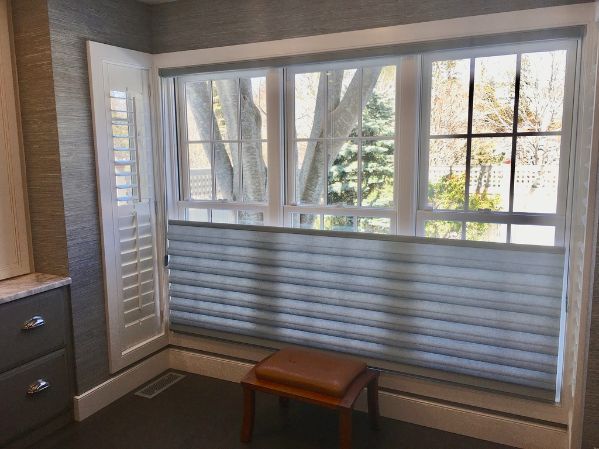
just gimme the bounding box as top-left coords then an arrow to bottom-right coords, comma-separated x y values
167,221 -> 566,400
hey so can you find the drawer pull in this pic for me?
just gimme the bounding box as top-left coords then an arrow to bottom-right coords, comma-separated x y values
22,316 -> 45,330
27,379 -> 50,395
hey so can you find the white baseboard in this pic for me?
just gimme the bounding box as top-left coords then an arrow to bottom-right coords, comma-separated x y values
373,391 -> 566,449
73,349 -> 170,421
169,347 -> 252,382
73,347 -> 568,449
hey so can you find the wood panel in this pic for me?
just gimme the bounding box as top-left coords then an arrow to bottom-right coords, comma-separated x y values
0,0 -> 31,280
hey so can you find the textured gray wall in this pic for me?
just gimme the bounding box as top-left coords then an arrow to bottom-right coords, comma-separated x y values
45,0 -> 151,392
583,233 -> 599,448
151,0 -> 592,53
11,0 -> 69,277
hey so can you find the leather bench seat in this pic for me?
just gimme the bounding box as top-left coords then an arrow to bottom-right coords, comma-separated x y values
254,347 -> 367,397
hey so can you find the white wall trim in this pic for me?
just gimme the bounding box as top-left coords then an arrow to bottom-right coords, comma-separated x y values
73,347 -> 568,448
169,347 -> 252,383
73,350 -> 169,421
153,3 -> 594,70
373,390 -> 567,449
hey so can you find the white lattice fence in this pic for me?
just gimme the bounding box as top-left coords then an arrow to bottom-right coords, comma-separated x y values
190,169 -> 212,199
429,165 -> 559,190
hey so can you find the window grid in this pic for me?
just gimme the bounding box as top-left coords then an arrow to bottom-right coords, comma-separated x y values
289,64 -> 398,215
177,72 -> 270,225
420,42 -> 574,245
173,41 -> 576,246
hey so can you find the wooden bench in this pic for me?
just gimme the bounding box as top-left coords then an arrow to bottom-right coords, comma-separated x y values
240,347 -> 380,449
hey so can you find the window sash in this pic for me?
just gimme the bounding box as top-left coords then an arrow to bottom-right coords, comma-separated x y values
175,69 -> 271,204
418,39 -> 577,245
285,58 -> 400,212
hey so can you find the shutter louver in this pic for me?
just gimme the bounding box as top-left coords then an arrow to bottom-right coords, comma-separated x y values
110,90 -> 158,350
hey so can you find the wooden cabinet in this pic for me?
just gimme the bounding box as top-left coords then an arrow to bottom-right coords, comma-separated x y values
0,0 -> 30,280
0,284 -> 74,448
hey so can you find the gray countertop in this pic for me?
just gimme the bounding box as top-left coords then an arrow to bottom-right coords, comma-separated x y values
0,273 -> 71,305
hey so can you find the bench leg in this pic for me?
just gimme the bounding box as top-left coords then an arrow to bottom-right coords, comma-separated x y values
339,409 -> 352,449
367,376 -> 380,430
279,396 -> 290,408
241,386 -> 255,443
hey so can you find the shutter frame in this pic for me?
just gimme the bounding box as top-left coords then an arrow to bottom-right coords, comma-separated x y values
88,41 -> 167,373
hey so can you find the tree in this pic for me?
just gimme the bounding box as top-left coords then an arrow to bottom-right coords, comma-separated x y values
325,91 -> 394,233
187,69 -> 382,211
426,173 -> 502,240
327,92 -> 394,207
184,50 -> 566,238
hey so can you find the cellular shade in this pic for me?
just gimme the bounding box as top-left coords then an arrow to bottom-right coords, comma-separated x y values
167,221 -> 565,400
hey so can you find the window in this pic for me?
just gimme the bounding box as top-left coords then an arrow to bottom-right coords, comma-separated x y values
285,61 -> 398,233
176,71 -> 270,225
170,40 -> 576,246
419,41 -> 575,245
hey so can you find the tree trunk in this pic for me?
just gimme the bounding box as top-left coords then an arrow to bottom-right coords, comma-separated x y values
186,82 -> 234,200
298,67 -> 382,205
239,78 -> 267,202
214,80 -> 241,200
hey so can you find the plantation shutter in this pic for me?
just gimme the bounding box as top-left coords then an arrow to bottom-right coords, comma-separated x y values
167,222 -> 566,400
89,42 -> 167,372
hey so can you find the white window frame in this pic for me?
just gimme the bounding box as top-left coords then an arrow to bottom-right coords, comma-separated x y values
171,41 -> 578,246
173,68 -> 283,225
283,57 -> 401,233
417,39 -> 578,246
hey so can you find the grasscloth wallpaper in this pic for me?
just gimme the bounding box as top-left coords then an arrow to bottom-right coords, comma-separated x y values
9,2 -> 599,445
151,0 -> 591,53
11,0 -> 68,277
46,0 -> 152,391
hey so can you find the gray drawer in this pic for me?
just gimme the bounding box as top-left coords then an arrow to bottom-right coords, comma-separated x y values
0,350 -> 71,446
0,288 -> 66,372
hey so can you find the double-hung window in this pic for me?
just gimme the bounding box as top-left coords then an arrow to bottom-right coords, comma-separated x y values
419,40 -> 576,245
176,70 -> 270,225
285,60 -> 398,234
170,39 -> 577,247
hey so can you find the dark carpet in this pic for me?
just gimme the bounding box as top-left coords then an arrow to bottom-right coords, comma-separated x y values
37,372 -> 516,449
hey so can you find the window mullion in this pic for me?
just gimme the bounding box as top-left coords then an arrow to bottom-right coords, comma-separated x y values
237,77 -> 243,207
508,53 -> 523,242
397,56 -> 420,236
285,68 -> 296,211
357,68 -> 363,208
464,58 -> 475,214
461,57 -> 477,240
210,81 -> 216,202
324,71 -> 329,208
266,68 -> 284,227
